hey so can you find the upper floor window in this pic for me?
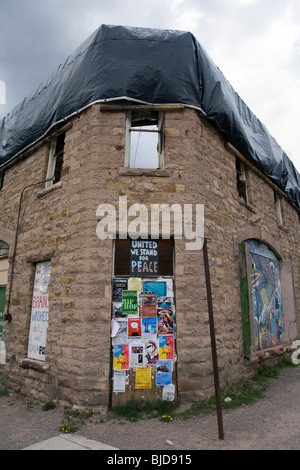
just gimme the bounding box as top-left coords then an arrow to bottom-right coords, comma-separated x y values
0,171 -> 5,191
0,241 -> 9,258
125,110 -> 164,169
273,190 -> 283,226
236,157 -> 248,203
46,132 -> 65,187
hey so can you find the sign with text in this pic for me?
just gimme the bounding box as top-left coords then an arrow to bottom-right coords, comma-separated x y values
129,239 -> 159,276
27,261 -> 51,361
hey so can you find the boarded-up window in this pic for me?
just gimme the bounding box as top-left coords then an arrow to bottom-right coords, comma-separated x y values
27,261 -> 51,361
114,239 -> 173,276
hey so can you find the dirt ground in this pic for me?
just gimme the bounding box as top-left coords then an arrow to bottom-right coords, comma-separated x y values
1,365 -> 299,451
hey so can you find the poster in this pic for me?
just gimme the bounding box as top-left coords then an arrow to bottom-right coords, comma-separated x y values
159,335 -> 174,359
143,339 -> 159,367
129,342 -> 145,368
143,281 -> 166,297
128,318 -> 142,338
157,312 -> 174,335
112,302 -> 126,319
112,279 -> 127,301
139,292 -> 157,317
128,277 -> 142,292
162,383 -> 175,401
156,360 -> 172,386
122,290 -> 138,316
111,319 -> 128,338
27,261 -> 51,361
129,239 -> 159,276
141,317 -> 157,338
114,344 -> 129,370
113,370 -> 126,393
157,297 -> 174,311
135,367 -> 152,389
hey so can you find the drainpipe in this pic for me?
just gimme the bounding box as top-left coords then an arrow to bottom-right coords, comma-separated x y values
4,178 -> 53,322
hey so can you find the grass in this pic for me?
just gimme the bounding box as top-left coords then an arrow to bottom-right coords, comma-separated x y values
109,360 -> 299,423
59,407 -> 93,434
110,397 -> 178,422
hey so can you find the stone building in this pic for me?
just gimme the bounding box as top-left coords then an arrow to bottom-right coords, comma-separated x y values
0,25 -> 299,409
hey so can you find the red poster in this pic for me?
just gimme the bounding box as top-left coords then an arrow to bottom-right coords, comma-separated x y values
128,318 -> 142,338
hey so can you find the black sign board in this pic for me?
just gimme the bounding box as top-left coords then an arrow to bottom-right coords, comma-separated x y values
129,239 -> 159,276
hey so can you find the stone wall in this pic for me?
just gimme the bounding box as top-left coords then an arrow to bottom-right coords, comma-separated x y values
0,104 -> 299,408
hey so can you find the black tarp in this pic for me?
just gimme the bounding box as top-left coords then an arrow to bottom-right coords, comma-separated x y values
1,24 -> 299,208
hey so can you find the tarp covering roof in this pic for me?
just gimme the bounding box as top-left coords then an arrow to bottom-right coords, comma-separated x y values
1,24 -> 299,208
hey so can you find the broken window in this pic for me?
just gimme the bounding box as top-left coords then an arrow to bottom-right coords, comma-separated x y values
236,157 -> 248,203
46,132 -> 65,186
0,241 -> 9,258
273,190 -> 283,226
0,171 -> 5,191
125,110 -> 164,169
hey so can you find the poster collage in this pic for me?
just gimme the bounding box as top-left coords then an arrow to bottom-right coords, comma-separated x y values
111,277 -> 176,398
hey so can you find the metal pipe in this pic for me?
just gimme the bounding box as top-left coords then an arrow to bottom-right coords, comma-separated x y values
5,178 -> 53,321
203,237 -> 224,440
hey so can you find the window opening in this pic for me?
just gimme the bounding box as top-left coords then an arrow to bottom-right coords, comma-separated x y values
236,157 -> 248,203
0,171 -> 5,191
126,110 -> 164,169
0,241 -> 9,259
273,190 -> 283,226
245,239 -> 284,350
110,238 -> 176,404
27,261 -> 51,361
46,132 -> 65,186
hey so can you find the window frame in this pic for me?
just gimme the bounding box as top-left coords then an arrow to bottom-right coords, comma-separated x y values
125,110 -> 164,169
236,157 -> 248,203
45,132 -> 65,187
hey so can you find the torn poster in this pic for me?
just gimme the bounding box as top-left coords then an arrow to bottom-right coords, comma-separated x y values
111,319 -> 128,346
112,302 -> 126,319
135,367 -> 152,389
162,383 -> 175,401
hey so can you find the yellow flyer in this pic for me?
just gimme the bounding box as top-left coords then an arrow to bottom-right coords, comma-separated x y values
128,277 -> 142,293
135,367 -> 152,389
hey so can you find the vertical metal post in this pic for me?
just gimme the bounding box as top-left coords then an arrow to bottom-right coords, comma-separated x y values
203,237 -> 224,440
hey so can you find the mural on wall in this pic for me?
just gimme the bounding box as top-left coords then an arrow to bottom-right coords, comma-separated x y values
246,239 -> 284,350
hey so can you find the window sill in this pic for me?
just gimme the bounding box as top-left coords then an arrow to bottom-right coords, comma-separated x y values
37,181 -> 62,198
119,168 -> 170,178
19,357 -> 50,372
277,223 -> 289,233
244,343 -> 291,363
238,198 -> 256,213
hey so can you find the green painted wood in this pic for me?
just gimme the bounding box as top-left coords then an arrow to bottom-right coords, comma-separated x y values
238,244 -> 252,356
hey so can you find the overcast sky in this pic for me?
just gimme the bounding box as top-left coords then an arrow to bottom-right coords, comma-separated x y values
0,0 -> 299,171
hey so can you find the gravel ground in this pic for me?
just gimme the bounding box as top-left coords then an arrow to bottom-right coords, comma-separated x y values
1,366 -> 299,451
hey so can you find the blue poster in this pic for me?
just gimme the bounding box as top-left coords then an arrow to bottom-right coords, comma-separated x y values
143,281 -> 166,297
156,359 -> 172,386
